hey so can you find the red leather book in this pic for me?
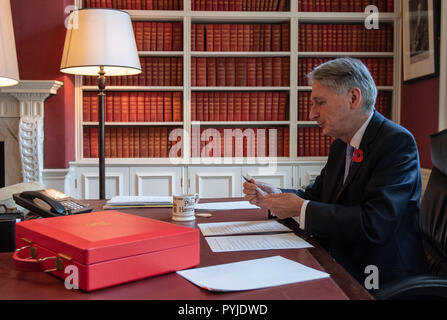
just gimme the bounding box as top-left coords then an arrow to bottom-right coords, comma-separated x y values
196,58 -> 207,86
161,127 -> 168,157
163,57 -> 171,86
106,94 -> 113,122
271,24 -> 281,51
216,58 -> 226,87
278,92 -> 287,120
207,57 -> 217,87
249,92 -> 258,121
208,92 -> 214,121
196,92 -> 203,121
213,91 -> 220,121
272,57 -> 282,87
196,24 -> 205,51
119,93 -> 129,123
214,24 -> 222,51
205,24 -> 214,52
219,92 -> 227,121
283,127 -> 289,157
135,22 -> 144,51
247,58 -> 256,86
148,127 -> 154,158
229,24 -> 238,51
158,57 -> 165,86
14,211 -> 200,291
149,92 -> 157,122
191,24 -> 196,51
235,58 -> 247,87
164,92 -> 173,122
263,24 -> 271,51
110,127 -> 117,158
241,92 -> 250,121
225,57 -> 236,86
282,57 -> 289,87
221,24 -> 230,51
276,127 -> 283,157
253,24 -> 260,51
237,24 -> 244,51
83,128 -> 90,158
156,93 -> 164,122
263,57 -> 273,87
133,127 -> 140,158
137,92 -> 145,122
128,92 -> 137,122
104,127 -> 111,158
242,24 -> 250,51
226,92 -> 234,121
265,92 -> 272,121
233,92 -> 242,121
257,92 -> 265,121
83,93 -> 91,122
153,127 -> 161,157
177,57 -> 183,86
191,57 -> 196,87
172,91 -> 182,122
271,92 -> 279,121
143,22 -> 151,51
149,22 -> 157,51
156,22 -> 164,51
113,92 -> 121,122
116,127 -> 123,158
191,92 -> 197,121
122,127 -> 129,158
203,92 -> 209,121
281,22 -> 290,51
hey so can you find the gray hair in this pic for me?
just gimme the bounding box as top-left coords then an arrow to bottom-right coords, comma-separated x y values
307,57 -> 378,112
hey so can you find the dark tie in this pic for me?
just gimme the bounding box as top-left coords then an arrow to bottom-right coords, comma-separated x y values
343,144 -> 354,184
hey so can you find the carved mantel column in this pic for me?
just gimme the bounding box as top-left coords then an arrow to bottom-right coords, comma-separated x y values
0,80 -> 63,183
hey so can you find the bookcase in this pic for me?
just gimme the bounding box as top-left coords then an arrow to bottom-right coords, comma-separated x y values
69,0 -> 401,199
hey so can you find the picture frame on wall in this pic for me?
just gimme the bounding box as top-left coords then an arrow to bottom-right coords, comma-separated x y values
402,0 -> 439,82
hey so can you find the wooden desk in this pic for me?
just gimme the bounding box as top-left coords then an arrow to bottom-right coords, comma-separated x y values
0,198 -> 372,300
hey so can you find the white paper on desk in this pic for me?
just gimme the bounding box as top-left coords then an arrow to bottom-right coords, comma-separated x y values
195,201 -> 259,211
198,220 -> 292,236
106,195 -> 172,205
176,255 -> 329,292
205,233 -> 313,252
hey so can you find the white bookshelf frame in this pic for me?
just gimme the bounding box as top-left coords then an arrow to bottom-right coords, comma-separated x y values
73,0 -> 402,165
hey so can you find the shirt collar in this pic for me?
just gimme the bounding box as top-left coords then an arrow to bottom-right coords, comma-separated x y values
349,111 -> 374,149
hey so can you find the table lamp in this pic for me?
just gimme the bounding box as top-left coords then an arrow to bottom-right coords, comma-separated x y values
0,0 -> 20,87
60,8 -> 141,199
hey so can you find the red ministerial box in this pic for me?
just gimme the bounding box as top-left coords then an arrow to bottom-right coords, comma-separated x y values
13,210 -> 200,291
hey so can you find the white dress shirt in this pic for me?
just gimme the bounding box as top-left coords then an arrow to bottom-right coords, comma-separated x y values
294,111 -> 374,230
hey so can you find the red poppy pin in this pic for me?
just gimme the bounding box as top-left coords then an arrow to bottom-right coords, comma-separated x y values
352,148 -> 363,163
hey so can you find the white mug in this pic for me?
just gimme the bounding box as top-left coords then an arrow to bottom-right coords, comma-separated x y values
172,194 -> 200,221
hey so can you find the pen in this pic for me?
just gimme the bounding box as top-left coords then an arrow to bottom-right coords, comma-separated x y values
242,175 -> 267,196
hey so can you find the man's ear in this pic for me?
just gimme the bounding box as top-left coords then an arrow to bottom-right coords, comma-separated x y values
349,88 -> 362,110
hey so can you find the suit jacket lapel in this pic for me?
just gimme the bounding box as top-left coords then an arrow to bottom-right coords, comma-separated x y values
334,111 -> 386,201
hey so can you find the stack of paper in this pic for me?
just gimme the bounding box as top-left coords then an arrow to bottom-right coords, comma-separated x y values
198,220 -> 313,252
104,196 -> 173,209
177,256 -> 330,292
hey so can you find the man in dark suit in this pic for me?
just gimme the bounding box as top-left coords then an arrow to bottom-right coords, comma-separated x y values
243,57 -> 428,288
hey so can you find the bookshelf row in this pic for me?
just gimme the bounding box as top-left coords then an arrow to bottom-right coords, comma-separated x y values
299,23 -> 394,53
83,57 -> 184,87
84,0 -> 184,10
191,23 -> 290,52
191,57 -> 290,87
82,125 -> 342,159
298,57 -> 393,86
82,91 -> 183,123
133,22 -> 183,52
191,91 -> 288,121
77,0 -> 399,163
298,0 -> 394,12
83,0 -> 394,13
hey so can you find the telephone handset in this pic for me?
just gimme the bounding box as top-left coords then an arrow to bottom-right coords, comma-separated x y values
13,189 -> 93,218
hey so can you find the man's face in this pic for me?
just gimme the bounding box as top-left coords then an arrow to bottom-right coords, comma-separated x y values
309,80 -> 352,139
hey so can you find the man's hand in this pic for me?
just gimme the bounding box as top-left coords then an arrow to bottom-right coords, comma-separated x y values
262,193 -> 304,220
243,179 -> 281,206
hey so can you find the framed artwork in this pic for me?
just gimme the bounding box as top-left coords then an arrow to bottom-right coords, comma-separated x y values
402,0 -> 439,82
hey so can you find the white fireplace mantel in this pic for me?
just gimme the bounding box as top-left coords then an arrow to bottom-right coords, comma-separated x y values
0,80 -> 63,183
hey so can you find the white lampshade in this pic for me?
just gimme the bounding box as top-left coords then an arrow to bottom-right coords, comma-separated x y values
0,0 -> 20,87
60,8 -> 141,76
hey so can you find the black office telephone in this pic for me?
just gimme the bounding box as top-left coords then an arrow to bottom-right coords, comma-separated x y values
13,189 -> 93,218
